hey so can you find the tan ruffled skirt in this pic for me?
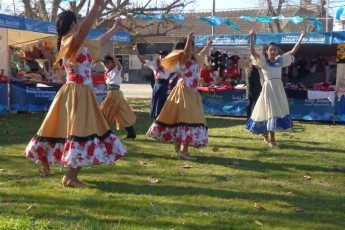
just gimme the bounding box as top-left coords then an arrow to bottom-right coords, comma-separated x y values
100,90 -> 136,130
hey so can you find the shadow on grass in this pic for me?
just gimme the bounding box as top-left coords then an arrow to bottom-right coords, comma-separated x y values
2,187 -> 342,229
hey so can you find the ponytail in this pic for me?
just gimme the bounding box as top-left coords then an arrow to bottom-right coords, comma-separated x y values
55,10 -> 77,65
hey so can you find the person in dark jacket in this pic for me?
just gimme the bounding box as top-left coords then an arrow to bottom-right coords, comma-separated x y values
246,64 -> 262,119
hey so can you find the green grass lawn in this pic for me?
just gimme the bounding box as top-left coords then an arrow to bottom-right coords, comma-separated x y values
0,98 -> 345,229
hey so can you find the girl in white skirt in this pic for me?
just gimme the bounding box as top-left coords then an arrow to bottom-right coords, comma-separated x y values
245,29 -> 306,148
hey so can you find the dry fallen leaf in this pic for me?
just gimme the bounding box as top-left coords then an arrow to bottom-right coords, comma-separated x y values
304,175 -> 311,180
292,206 -> 304,212
178,170 -> 185,175
147,176 -> 159,184
139,161 -> 149,166
211,146 -> 219,152
254,203 -> 265,210
255,220 -> 264,225
107,195 -> 115,199
27,204 -> 37,210
182,165 -> 193,169
0,169 -> 7,172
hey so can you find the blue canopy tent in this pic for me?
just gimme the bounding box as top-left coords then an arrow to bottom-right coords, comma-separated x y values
195,31 -> 345,46
195,32 -> 345,122
0,13 -> 131,76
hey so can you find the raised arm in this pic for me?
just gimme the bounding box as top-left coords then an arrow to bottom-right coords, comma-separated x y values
71,0 -> 103,48
289,29 -> 307,55
249,29 -> 260,60
184,32 -> 195,62
132,43 -> 145,65
198,37 -> 213,56
96,17 -> 122,45
108,52 -> 122,70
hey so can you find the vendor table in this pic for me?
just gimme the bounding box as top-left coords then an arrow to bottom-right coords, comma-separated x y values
8,79 -> 107,112
0,81 -> 8,114
199,87 -> 338,122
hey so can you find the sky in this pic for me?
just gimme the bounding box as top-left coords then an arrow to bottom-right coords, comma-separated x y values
0,0 -> 343,15
185,0 -> 257,11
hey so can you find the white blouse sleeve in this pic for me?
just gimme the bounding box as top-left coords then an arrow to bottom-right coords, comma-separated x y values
282,53 -> 295,68
250,54 -> 266,68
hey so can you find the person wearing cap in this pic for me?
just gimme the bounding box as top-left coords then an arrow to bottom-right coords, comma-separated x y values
133,44 -> 171,119
99,53 -> 136,140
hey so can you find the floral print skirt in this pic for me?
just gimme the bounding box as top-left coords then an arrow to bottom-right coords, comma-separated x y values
24,83 -> 126,168
147,85 -> 208,148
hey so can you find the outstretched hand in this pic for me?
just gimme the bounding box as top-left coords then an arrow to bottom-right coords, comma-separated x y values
207,37 -> 213,46
132,43 -> 138,51
187,32 -> 195,42
249,29 -> 256,39
301,28 -> 307,37
113,17 -> 123,30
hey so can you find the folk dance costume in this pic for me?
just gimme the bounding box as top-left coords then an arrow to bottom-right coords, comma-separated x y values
146,59 -> 171,118
246,53 -> 294,134
24,34 -> 126,168
100,65 -> 136,139
147,50 -> 208,148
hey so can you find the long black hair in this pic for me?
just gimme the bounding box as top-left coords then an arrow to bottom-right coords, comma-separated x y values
56,10 -> 77,51
173,38 -> 195,50
173,38 -> 196,61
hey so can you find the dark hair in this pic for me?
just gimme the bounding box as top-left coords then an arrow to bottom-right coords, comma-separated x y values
263,42 -> 278,58
56,10 -> 77,51
101,55 -> 114,62
173,38 -> 195,50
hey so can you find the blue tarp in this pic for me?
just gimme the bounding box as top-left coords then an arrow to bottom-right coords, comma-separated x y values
0,13 -> 131,43
195,31 -> 345,46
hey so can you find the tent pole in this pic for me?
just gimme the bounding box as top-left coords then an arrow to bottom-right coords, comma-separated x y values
326,0 -> 329,32
212,0 -> 215,35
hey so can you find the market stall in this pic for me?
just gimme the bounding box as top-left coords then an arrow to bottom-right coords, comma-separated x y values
195,31 -> 345,122
0,13 -> 131,113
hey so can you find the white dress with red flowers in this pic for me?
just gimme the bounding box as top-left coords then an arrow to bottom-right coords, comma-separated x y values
24,47 -> 126,168
146,59 -> 208,148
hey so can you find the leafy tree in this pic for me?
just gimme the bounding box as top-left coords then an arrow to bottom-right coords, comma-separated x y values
5,0 -> 195,36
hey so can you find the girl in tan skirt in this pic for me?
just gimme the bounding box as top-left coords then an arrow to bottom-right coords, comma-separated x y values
23,0 -> 126,188
146,32 -> 212,160
99,53 -> 136,139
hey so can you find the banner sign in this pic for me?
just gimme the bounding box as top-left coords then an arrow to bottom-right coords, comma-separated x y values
0,14 -> 25,30
196,32 -> 334,47
10,81 -> 61,111
0,82 -> 8,114
195,35 -> 249,47
288,97 -> 334,121
200,89 -> 337,122
87,30 -> 131,43
331,31 -> 345,44
200,90 -> 247,116
24,18 -> 57,34
0,13 -> 131,43
9,80 -> 107,112
93,83 -> 107,104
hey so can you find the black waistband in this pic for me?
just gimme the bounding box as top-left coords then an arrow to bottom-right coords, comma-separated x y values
155,79 -> 168,84
107,84 -> 120,90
